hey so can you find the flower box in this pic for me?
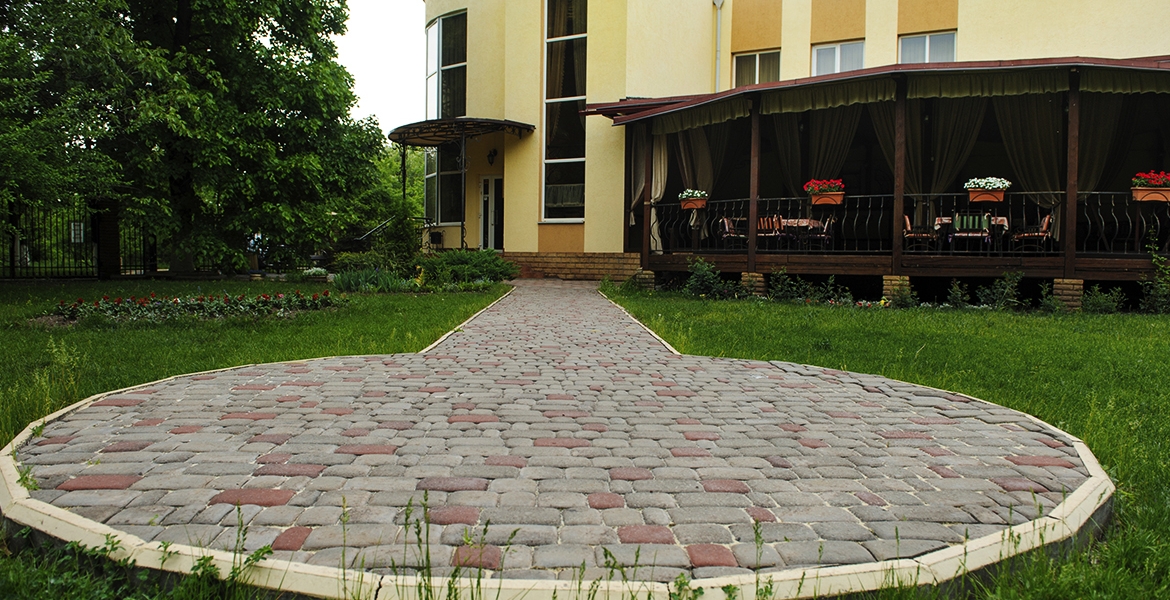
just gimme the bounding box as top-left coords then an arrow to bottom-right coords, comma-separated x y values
810,191 -> 845,205
1132,187 -> 1170,202
967,189 -> 1005,203
680,197 -> 707,210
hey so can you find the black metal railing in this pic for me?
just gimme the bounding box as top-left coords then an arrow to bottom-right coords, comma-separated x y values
1078,191 -> 1170,255
2,203 -> 97,278
651,195 -> 895,255
904,192 -> 1061,256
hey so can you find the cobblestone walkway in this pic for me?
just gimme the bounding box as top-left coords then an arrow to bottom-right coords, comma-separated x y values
18,280 -> 1091,582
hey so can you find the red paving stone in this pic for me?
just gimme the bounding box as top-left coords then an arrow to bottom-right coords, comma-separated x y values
534,438 -> 590,448
57,475 -> 142,491
798,438 -> 829,448
272,527 -> 311,551
169,426 -> 203,434
1037,437 -> 1067,448
37,436 -> 76,446
921,446 -> 955,457
687,544 -> 737,567
929,466 -> 961,479
321,408 -> 355,416
609,467 -> 653,481
254,464 -> 327,477
779,424 -> 808,432
133,419 -> 165,427
582,423 -> 608,432
276,395 -> 302,402
221,412 -> 277,421
257,453 -> 292,464
341,429 -> 370,437
745,507 -> 777,522
336,445 -> 398,455
765,456 -> 794,468
1006,455 -> 1077,468
618,525 -> 674,544
448,415 -> 500,423
429,506 -> 480,525
91,398 -> 144,407
210,489 -> 296,506
362,391 -> 387,397
992,478 -> 1049,493
683,431 -> 720,441
856,492 -> 888,506
587,492 -> 625,509
417,477 -> 490,492
452,545 -> 501,569
702,480 -> 751,493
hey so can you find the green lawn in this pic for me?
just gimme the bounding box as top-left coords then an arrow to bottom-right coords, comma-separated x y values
609,289 -> 1170,599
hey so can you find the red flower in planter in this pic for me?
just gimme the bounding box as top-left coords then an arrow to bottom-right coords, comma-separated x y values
803,179 -> 845,194
1133,170 -> 1170,187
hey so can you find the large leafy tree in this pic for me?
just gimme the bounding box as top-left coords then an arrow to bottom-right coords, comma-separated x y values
3,0 -> 387,273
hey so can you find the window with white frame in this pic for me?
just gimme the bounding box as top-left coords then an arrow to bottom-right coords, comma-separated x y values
544,0 -> 586,221
812,41 -> 864,77
424,12 -> 467,225
734,50 -> 780,87
899,31 -> 956,64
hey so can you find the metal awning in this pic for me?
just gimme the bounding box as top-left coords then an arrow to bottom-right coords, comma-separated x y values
388,117 -> 534,147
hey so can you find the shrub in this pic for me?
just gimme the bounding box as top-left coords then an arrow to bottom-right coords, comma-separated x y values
1083,285 -> 1126,314
683,258 -> 744,299
887,283 -> 919,309
333,251 -> 401,275
1139,244 -> 1170,313
332,269 -> 420,294
976,271 -> 1024,310
1036,283 -> 1065,313
52,291 -> 342,323
416,250 -> 519,286
946,279 -> 970,308
768,269 -> 851,304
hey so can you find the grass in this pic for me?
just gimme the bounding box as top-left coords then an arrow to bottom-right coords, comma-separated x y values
608,289 -> 1170,599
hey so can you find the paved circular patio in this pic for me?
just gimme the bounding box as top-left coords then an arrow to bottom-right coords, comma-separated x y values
5,280 -> 1111,596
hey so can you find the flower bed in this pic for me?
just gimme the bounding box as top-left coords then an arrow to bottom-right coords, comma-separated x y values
51,290 -> 344,323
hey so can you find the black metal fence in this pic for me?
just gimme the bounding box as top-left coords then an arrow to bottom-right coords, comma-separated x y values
2,203 -> 97,278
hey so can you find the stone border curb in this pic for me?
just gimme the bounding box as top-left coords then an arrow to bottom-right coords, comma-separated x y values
0,287 -> 1114,600
419,285 -> 515,353
597,288 -> 681,355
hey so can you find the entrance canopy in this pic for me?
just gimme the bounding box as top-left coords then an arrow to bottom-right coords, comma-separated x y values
388,117 -> 534,147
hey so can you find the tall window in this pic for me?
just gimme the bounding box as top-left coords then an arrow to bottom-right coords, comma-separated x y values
425,13 -> 467,225
812,41 -> 864,76
544,0 -> 586,221
900,31 -> 956,64
734,50 -> 780,87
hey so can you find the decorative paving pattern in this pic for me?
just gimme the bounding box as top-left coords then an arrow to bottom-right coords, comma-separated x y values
12,280 -> 1104,586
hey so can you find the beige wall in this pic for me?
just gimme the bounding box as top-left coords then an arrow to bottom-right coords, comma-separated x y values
810,0 -> 866,44
779,0 -> 811,78
865,0 -> 897,67
502,0 -> 542,252
538,224 -> 585,252
626,0 -> 717,98
730,0 -> 782,54
957,0 -> 1170,61
898,0 -> 957,34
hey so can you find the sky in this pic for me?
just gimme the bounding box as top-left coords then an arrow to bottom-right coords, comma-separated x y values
335,0 -> 427,135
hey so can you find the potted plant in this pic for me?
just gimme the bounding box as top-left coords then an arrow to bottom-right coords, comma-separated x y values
1131,171 -> 1170,202
964,177 -> 1011,202
678,189 -> 708,210
804,179 -> 845,205
304,267 -> 328,283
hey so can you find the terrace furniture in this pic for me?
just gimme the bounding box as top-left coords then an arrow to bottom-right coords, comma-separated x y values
804,216 -> 836,251
719,217 -> 747,248
940,211 -> 1009,252
757,215 -> 795,249
1011,214 -> 1053,251
903,215 -> 939,251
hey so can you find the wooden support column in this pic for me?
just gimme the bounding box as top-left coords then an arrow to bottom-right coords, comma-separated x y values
642,130 -> 652,270
891,77 -> 906,275
1064,69 -> 1080,279
748,99 -> 760,274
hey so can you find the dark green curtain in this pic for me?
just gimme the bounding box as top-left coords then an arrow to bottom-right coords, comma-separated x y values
993,94 -> 1064,207
1078,93 -> 1125,192
809,105 -> 862,180
930,97 -> 987,194
771,113 -> 803,197
869,100 -> 923,194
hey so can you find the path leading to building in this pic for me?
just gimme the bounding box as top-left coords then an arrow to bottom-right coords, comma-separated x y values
11,280 -> 1109,590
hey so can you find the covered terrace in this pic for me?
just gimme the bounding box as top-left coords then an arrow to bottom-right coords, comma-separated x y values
585,56 -> 1170,283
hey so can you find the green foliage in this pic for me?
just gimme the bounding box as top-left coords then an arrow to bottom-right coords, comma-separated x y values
1036,283 -> 1066,314
333,251 -> 403,275
768,269 -> 851,305
333,269 -> 422,294
416,250 -> 520,286
946,279 -> 970,309
51,290 -> 343,323
887,284 -> 919,309
1139,245 -> 1170,314
683,258 -> 745,299
976,271 -> 1024,310
1083,285 -> 1126,314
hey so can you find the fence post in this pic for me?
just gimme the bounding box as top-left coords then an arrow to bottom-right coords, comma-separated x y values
93,199 -> 120,280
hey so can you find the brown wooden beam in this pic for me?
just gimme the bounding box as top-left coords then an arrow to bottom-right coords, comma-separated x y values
748,99 -> 760,274
642,128 -> 652,271
892,76 -> 906,276
1064,69 -> 1080,279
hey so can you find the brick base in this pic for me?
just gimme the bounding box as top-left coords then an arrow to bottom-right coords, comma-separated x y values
501,252 -> 641,281
882,275 -> 910,298
629,269 -> 656,290
1053,278 -> 1084,311
741,272 -> 766,296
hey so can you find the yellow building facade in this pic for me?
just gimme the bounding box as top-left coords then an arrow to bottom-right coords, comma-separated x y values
412,0 -> 1170,280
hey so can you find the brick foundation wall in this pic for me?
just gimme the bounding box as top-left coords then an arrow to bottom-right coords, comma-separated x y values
502,252 -> 641,281
1053,278 -> 1084,311
882,275 -> 910,298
